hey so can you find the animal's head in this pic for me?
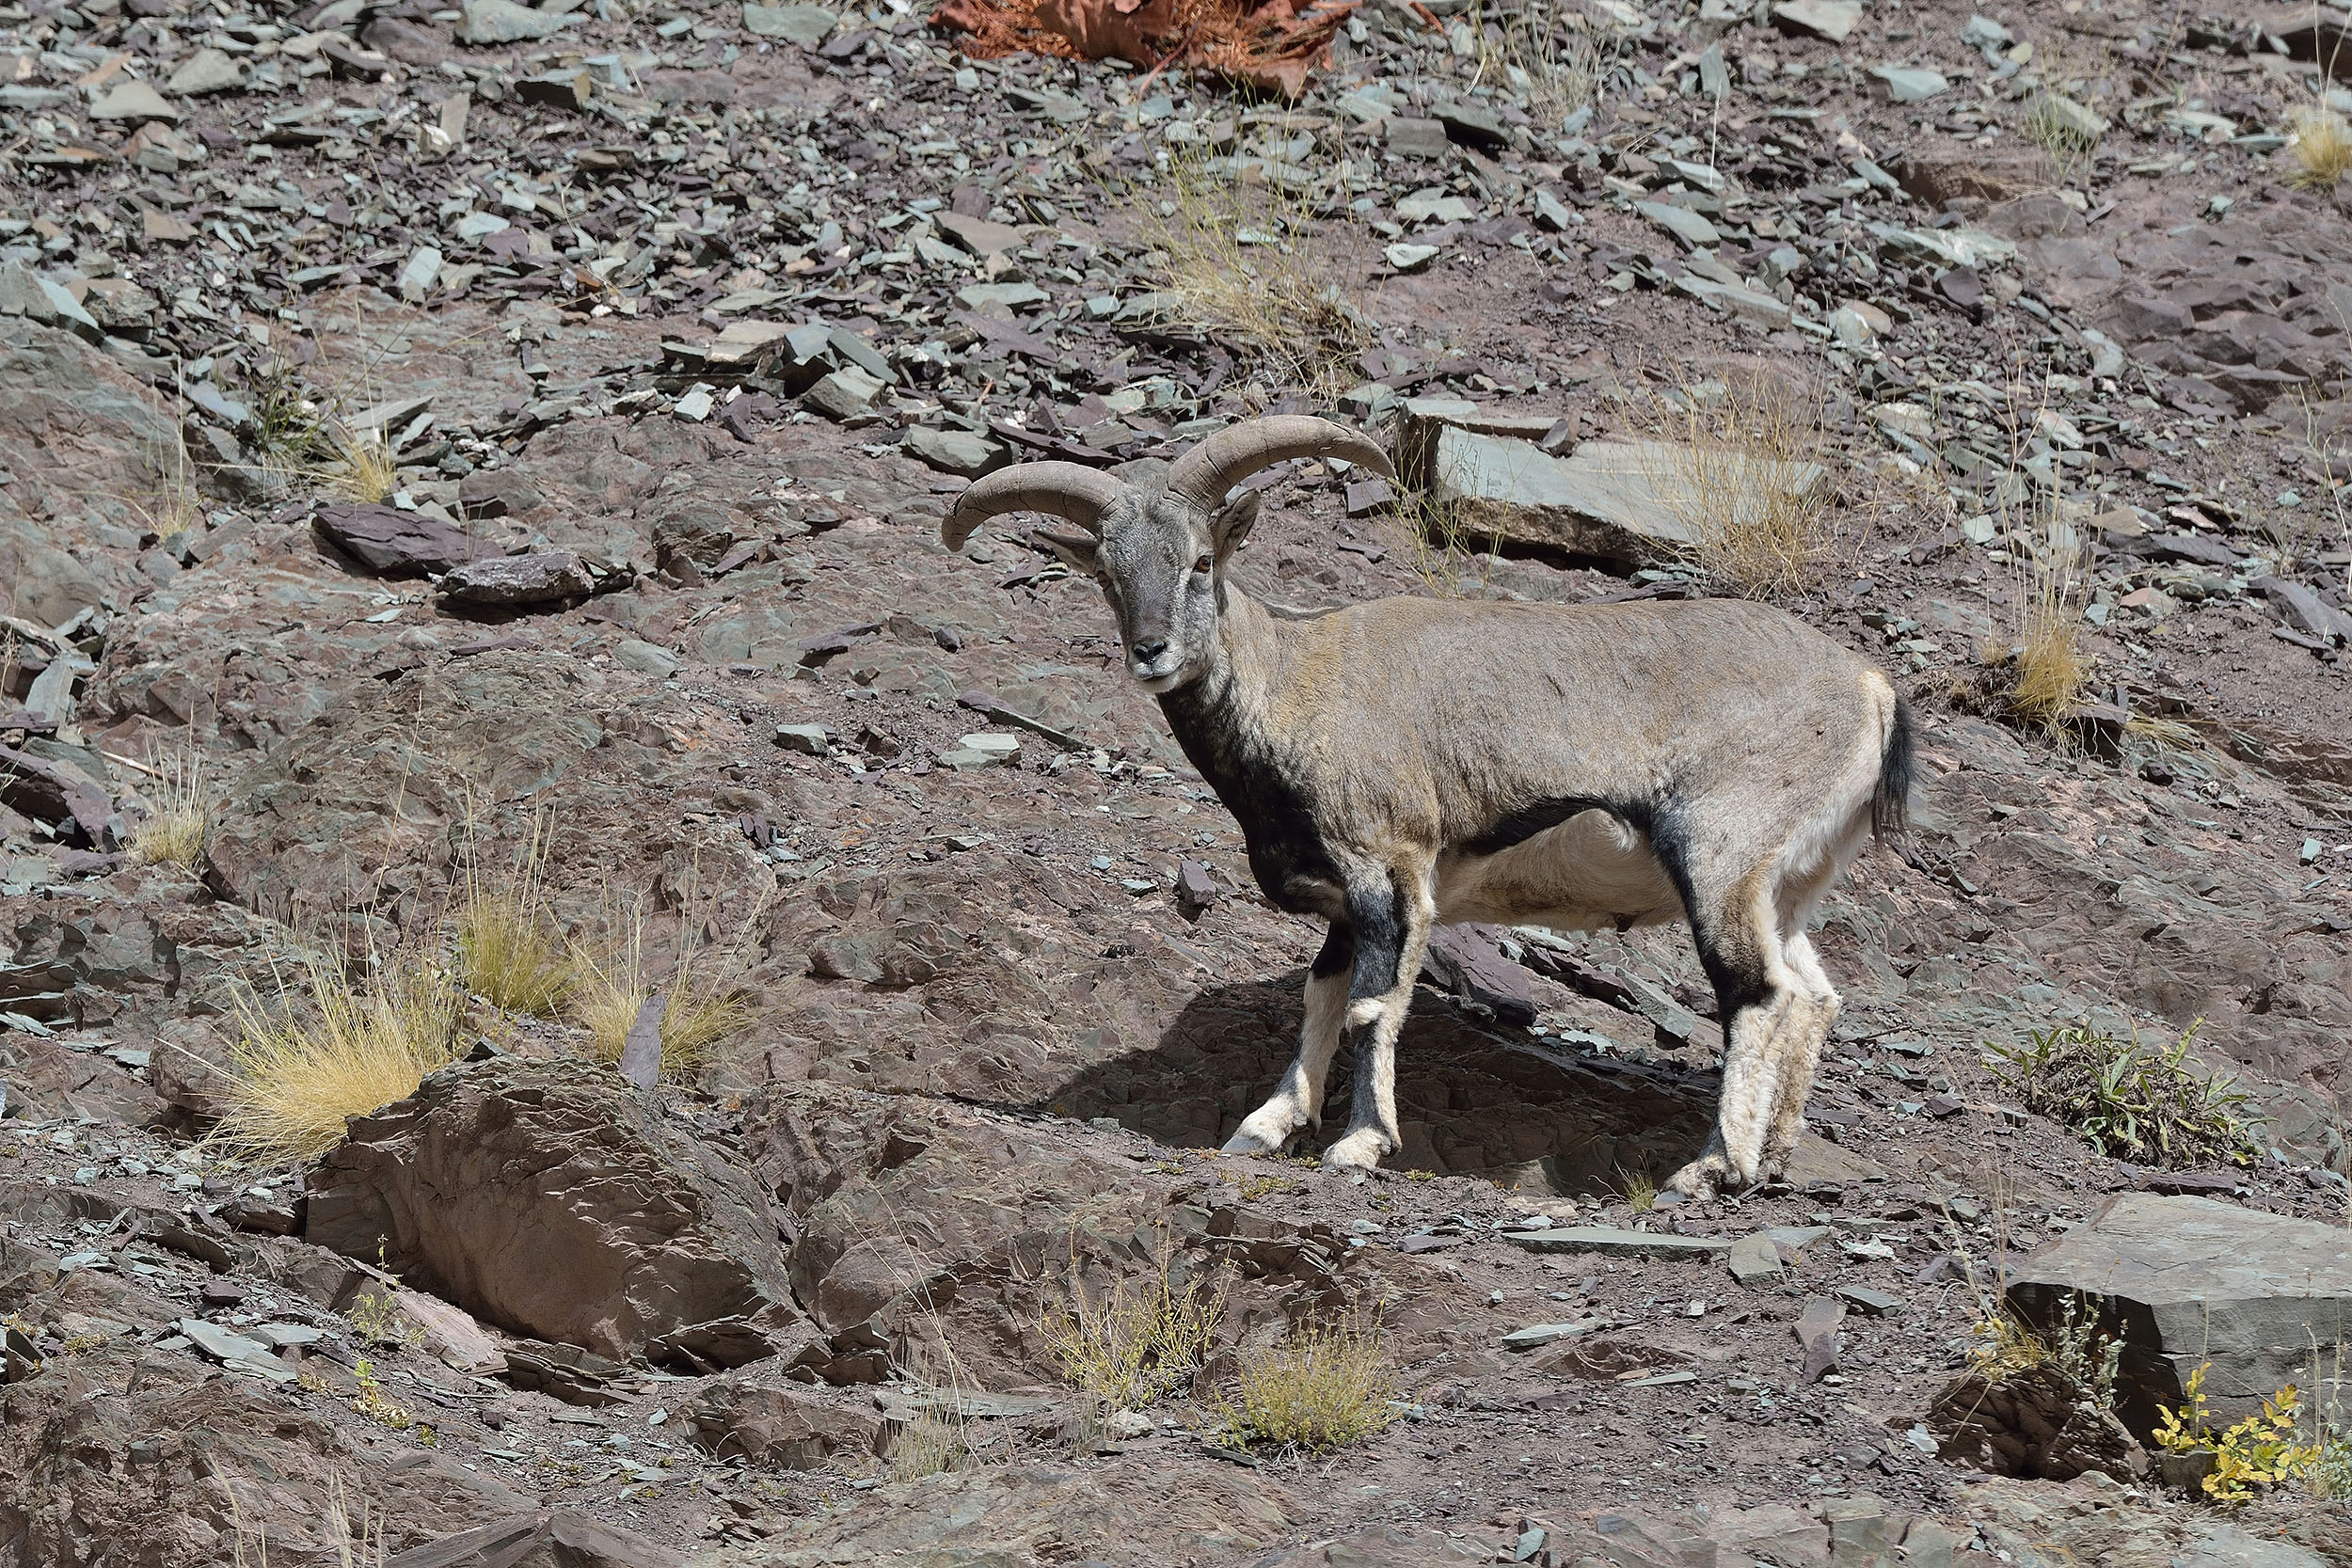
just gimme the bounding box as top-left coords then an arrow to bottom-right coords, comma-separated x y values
940,416 -> 1394,693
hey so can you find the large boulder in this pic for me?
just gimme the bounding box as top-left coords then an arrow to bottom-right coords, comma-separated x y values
2008,1193 -> 2352,1436
306,1057 -> 799,1364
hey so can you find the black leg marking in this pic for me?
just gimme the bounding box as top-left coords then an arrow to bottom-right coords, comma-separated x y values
1463,795 -> 1612,857
1311,924 -> 1356,980
1343,880 -> 1402,1003
1635,800 -> 1771,1044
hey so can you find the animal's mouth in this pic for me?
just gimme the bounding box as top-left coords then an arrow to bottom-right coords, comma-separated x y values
1132,657 -> 1185,692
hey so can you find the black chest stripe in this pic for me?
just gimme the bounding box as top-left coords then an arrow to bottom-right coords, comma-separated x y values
1158,684 -> 1343,912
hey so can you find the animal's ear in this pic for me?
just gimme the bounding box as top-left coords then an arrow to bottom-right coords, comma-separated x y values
1035,528 -> 1100,575
1211,490 -> 1260,559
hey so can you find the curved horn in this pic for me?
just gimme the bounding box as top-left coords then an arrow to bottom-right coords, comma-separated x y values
940,462 -> 1128,551
1166,415 -> 1396,509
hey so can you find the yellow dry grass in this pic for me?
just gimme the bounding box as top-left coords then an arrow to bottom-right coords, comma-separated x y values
2286,105 -> 2352,193
1646,372 -> 1837,598
1470,1 -> 1610,133
453,820 -> 569,1016
320,430 -> 398,505
567,902 -> 754,1080
1040,1230 -> 1228,1409
1142,152 -> 1373,397
211,948 -> 463,1164
1217,1310 -> 1396,1452
127,746 -> 210,870
2002,552 -> 2091,736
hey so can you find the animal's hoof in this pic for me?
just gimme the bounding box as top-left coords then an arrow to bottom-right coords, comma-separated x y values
1221,1105 -> 1301,1157
1321,1129 -> 1391,1171
1664,1154 -> 1734,1199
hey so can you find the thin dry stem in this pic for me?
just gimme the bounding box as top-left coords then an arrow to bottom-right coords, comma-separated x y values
2286,105 -> 2352,193
128,744 -> 210,869
1647,372 -> 1837,598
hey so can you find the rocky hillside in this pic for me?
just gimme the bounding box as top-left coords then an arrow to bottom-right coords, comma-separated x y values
5,0 -> 2352,1557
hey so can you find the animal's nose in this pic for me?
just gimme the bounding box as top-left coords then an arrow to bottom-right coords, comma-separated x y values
1131,638 -> 1168,665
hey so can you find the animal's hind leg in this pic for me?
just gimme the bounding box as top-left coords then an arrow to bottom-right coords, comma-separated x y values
1222,925 -> 1353,1156
1665,871 -> 1811,1198
1760,929 -> 1840,1170
1324,866 -> 1434,1171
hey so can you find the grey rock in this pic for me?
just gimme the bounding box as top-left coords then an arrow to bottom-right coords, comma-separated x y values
167,48 -> 245,94
1426,427 -> 1820,565
1504,1227 -> 1733,1259
437,551 -> 596,609
1420,924 -> 1535,1026
803,366 -> 886,420
313,504 -> 479,576
457,0 -> 580,42
613,638 -> 683,677
2009,1193 -> 2352,1435
902,425 -> 1007,479
1726,1230 -> 1784,1283
683,1377 -> 883,1465
741,2 -> 838,42
953,281 -> 1050,314
1795,1295 -> 1843,1383
1501,1320 -> 1593,1350
305,1057 -> 798,1363
1772,0 -> 1860,40
1383,243 -> 1442,274
775,724 -> 831,754
87,80 -> 182,122
1433,100 -> 1509,149
933,211 -> 1025,260
2253,576 -> 2352,644
1635,200 -> 1719,250
1869,65 -> 1949,103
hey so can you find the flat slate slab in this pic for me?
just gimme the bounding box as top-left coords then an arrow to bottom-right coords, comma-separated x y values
1504,1226 -> 1733,1259
1422,429 -> 1828,567
2008,1193 -> 2352,1435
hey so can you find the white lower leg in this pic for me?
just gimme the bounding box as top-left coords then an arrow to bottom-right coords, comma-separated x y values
1223,970 -> 1349,1155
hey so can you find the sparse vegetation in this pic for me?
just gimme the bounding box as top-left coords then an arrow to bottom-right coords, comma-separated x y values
1617,1165 -> 1658,1213
567,901 -> 755,1080
887,1402 -> 980,1482
1967,1287 -> 2122,1404
127,745 -> 211,870
1646,372 -> 1837,598
453,818 -> 570,1015
345,1285 -> 416,1349
1041,1230 -> 1227,1409
1469,1 -> 1613,133
2284,104 -> 2352,194
348,1357 -> 413,1431
1390,483 -> 1501,600
2154,1362 -> 2319,1503
1984,1021 -> 2259,1168
1216,1310 -> 1396,1453
1140,151 -> 1373,397
211,948 -> 464,1164
320,430 -> 399,506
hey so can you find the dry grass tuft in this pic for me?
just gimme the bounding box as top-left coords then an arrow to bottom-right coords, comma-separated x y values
1142,154 -> 1373,396
1470,2 -> 1611,132
211,948 -> 463,1164
1999,550 -> 2091,736
568,902 -> 755,1080
1646,373 -> 1837,598
1388,483 -> 1500,600
1041,1230 -> 1228,1409
128,746 -> 211,870
320,430 -> 398,505
1216,1310 -> 1396,1453
453,820 -> 569,1016
2286,105 -> 2352,193
887,1403 -> 979,1482
1617,1165 -> 1658,1213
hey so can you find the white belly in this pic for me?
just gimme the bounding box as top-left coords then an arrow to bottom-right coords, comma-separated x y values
1434,808 -> 1685,931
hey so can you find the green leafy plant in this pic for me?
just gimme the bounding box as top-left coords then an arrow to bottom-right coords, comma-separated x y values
2154,1362 -> 2319,1503
1984,1020 -> 2258,1168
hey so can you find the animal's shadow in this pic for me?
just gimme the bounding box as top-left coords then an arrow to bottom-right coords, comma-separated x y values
1042,972 -> 1731,1195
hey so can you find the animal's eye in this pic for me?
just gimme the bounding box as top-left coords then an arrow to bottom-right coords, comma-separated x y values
1192,555 -> 1214,575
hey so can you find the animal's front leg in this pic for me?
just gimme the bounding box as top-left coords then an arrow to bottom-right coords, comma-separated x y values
1324,870 -> 1433,1171
1222,925 -> 1353,1156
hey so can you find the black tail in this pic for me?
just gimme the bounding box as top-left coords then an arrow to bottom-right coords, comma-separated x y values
1872,692 -> 1915,840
